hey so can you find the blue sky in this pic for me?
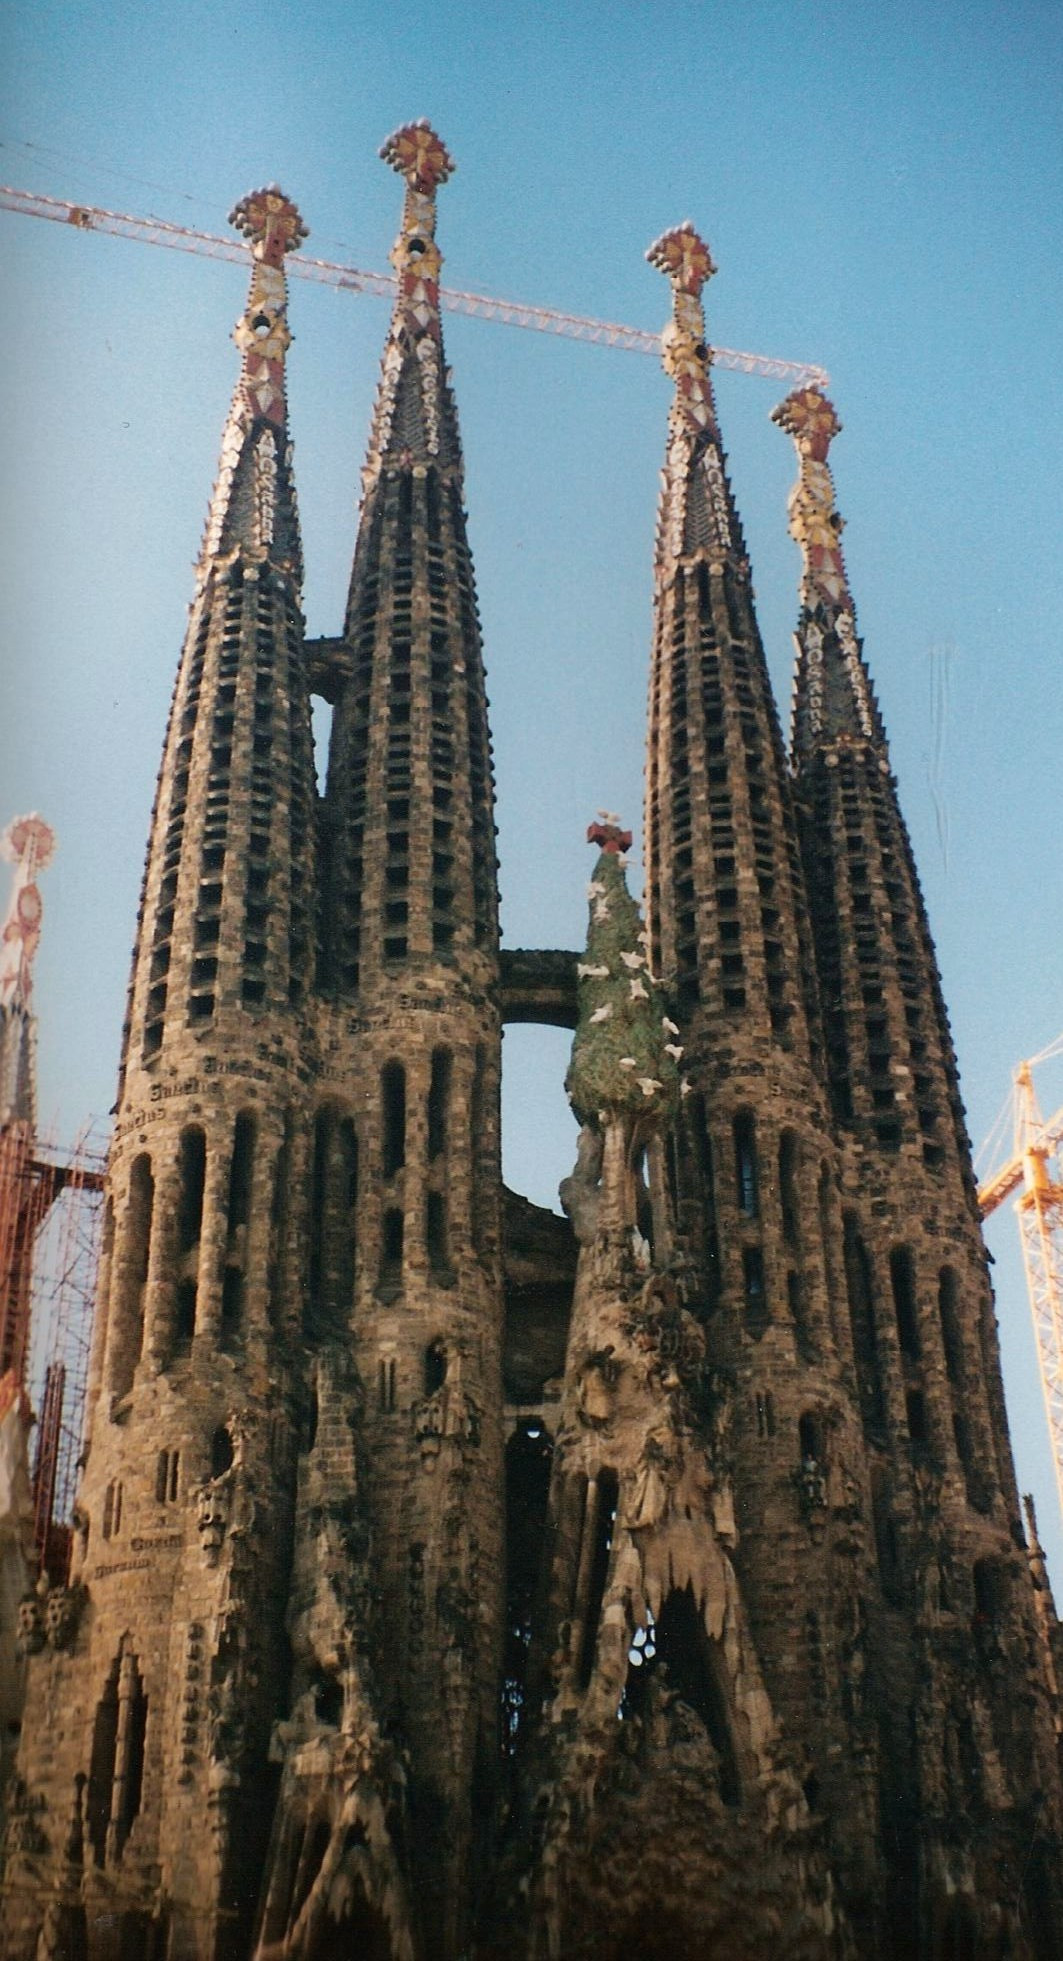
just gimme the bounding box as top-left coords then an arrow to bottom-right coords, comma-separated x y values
2,0 -> 1062,1575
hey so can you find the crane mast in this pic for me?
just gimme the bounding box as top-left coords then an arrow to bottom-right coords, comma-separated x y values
978,1039 -> 1063,1528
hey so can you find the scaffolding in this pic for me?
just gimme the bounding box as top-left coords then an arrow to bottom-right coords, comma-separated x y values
24,1122 -> 107,1578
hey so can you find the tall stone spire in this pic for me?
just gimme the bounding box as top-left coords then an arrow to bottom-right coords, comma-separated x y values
2,191 -> 321,1961
263,127 -> 506,1961
199,186 -> 307,580
772,386 -> 887,759
777,391 -> 1058,1947
320,122 -> 497,995
642,224 -> 821,1071
121,188 -> 316,1075
777,386 -> 968,1166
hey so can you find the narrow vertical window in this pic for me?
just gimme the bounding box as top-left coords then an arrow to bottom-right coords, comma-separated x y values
174,1126 -> 205,1348
381,1062 -> 406,1178
844,1213 -> 884,1432
227,1111 -> 255,1231
427,1190 -> 449,1275
427,1049 -> 450,1159
734,1111 -> 758,1218
778,1131 -> 799,1246
109,1154 -> 153,1398
890,1247 -> 920,1359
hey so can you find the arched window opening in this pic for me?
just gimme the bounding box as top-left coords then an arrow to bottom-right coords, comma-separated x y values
743,1245 -> 768,1339
378,1356 -> 397,1413
755,1390 -> 775,1439
381,1062 -> 406,1178
734,1111 -> 758,1219
427,1048 -> 450,1159
267,1115 -> 293,1328
973,1558 -> 1008,1623
308,1109 -> 358,1334
424,1339 -> 447,1397
175,1278 -> 197,1348
788,1269 -> 816,1360
381,1208 -> 404,1284
227,1112 -> 255,1232
577,1468 -> 618,1691
86,1642 -> 147,1867
221,1265 -> 244,1337
798,1411 -> 823,1464
844,1214 -> 885,1433
778,1131 -> 800,1246
427,1189 -> 449,1276
308,1108 -> 329,1314
102,1480 -> 123,1540
176,1128 -> 206,1256
210,1426 -> 234,1478
501,1420 -> 554,1756
155,1449 -> 180,1503
937,1268 -> 963,1383
621,1586 -> 741,1804
686,1093 -> 720,1306
110,1155 -> 153,1397
890,1247 -> 920,1360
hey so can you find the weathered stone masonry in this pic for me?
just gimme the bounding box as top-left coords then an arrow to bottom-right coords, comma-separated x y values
4,132 -> 1062,1961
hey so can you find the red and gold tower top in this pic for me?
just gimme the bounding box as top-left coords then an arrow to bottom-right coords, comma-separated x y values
647,222 -> 720,438
646,222 -> 746,581
379,120 -> 454,341
200,186 -> 306,574
772,385 -> 852,615
360,123 -> 463,496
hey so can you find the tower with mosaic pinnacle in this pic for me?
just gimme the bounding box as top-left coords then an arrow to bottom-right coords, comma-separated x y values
639,223 -> 895,1905
777,384 -> 1063,1951
3,187 -> 320,1961
257,123 -> 506,1961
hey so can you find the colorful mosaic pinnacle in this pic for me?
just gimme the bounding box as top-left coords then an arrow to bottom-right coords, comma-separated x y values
228,186 -> 308,267
647,222 -> 719,438
380,119 -> 455,195
379,121 -> 452,343
226,188 -> 305,430
773,384 -> 852,614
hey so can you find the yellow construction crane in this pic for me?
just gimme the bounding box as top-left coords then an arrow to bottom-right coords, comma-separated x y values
978,1036 -> 1063,1526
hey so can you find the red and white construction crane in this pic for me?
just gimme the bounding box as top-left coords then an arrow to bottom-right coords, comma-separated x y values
978,1036 -> 1063,1528
0,184 -> 829,389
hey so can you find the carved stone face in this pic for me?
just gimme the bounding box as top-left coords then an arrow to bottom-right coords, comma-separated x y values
16,1593 -> 45,1655
196,1482 -> 231,1562
44,1586 -> 83,1650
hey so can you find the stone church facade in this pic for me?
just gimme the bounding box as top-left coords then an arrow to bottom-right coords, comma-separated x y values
3,126 -> 1061,1960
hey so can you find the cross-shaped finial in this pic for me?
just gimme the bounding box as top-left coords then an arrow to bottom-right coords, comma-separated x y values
587,818 -> 632,855
772,386 -> 842,463
380,121 -> 455,195
229,187 -> 308,268
646,223 -> 717,300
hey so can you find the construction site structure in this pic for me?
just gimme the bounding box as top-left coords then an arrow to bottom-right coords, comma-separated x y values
3,132 -> 1063,1961
0,820 -> 107,1814
978,1038 -> 1063,1531
0,182 -> 829,387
